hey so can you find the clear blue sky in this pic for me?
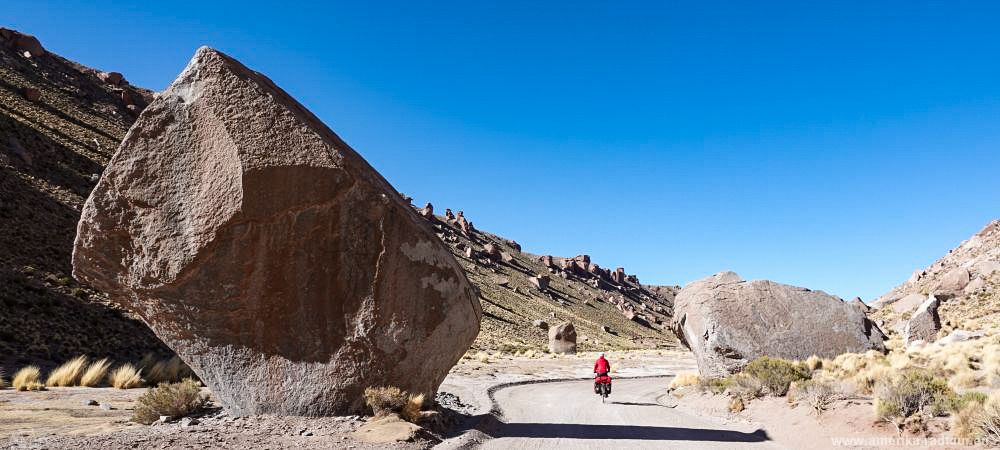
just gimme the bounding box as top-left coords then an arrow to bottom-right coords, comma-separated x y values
7,1 -> 999,301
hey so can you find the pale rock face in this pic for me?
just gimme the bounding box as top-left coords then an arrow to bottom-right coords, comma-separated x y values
72,47 -> 481,416
891,293 -> 929,314
670,272 -> 886,377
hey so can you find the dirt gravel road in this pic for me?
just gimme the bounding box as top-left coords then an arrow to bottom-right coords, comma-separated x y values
482,377 -> 780,449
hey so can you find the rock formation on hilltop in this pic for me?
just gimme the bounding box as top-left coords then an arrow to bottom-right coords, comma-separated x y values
73,47 -> 481,416
671,272 -> 886,377
409,204 -> 680,352
872,219 -> 1000,336
0,27 -> 167,370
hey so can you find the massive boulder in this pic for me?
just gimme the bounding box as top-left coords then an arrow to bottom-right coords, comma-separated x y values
72,47 -> 482,416
670,272 -> 886,377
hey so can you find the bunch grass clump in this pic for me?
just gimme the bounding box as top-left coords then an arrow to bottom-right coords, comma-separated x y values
46,356 -> 88,387
669,372 -> 700,390
364,386 -> 427,424
132,379 -> 208,425
80,358 -> 111,387
13,366 -> 44,391
110,364 -> 143,389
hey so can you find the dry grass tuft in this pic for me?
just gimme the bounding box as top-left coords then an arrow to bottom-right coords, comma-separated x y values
132,379 -> 208,425
146,356 -> 191,385
475,351 -> 490,363
804,355 -> 823,371
80,358 -> 111,387
402,393 -> 425,423
669,372 -> 700,390
46,356 -> 88,387
110,364 -> 143,389
0,369 -> 6,389
979,392 -> 1000,446
364,386 -> 428,424
13,366 -> 44,391
728,396 -> 745,413
948,369 -> 982,391
364,386 -> 408,417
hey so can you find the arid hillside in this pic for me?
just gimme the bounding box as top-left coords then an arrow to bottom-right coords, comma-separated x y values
872,219 -> 1000,335
409,204 -> 679,353
0,28 -> 170,371
0,28 -> 678,374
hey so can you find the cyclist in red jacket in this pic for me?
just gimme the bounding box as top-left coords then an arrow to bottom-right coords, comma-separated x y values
593,352 -> 611,394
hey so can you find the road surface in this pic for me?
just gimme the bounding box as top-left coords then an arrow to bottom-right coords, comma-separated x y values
482,377 -> 780,449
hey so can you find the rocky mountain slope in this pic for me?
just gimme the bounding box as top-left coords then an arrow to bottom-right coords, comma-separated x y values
871,219 -> 1000,335
0,28 -> 678,373
409,204 -> 679,353
0,28 -> 171,370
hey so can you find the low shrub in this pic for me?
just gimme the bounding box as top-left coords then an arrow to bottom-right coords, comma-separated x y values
46,356 -> 87,387
110,364 -> 143,389
132,379 -> 208,425
697,377 -> 731,395
795,379 -> 838,415
12,366 -> 44,391
80,358 -> 111,387
728,373 -> 764,400
744,356 -> 811,396
979,392 -> 1000,446
873,368 -> 955,422
669,373 -> 700,390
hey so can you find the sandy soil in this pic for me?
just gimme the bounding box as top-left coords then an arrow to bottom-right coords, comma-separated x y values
671,391 -> 979,450
0,350 -> 693,449
0,387 -> 428,449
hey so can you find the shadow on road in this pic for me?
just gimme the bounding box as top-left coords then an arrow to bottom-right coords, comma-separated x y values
609,401 -> 661,407
494,423 -> 770,442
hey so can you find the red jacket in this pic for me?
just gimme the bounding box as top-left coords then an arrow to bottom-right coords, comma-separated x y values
594,356 -> 610,374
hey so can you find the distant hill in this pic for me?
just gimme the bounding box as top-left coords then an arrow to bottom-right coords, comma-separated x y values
409,204 -> 680,352
0,27 -> 170,370
0,27 -> 678,372
872,219 -> 1000,335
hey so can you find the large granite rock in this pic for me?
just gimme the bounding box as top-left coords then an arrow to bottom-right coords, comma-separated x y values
72,47 -> 482,416
670,272 -> 886,377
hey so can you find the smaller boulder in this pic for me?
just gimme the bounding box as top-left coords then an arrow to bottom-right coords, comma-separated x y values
532,320 -> 548,330
419,202 -> 434,219
548,322 -> 577,354
21,87 -> 40,102
98,71 -> 125,86
904,295 -> 941,345
529,274 -> 550,291
937,268 -> 970,293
